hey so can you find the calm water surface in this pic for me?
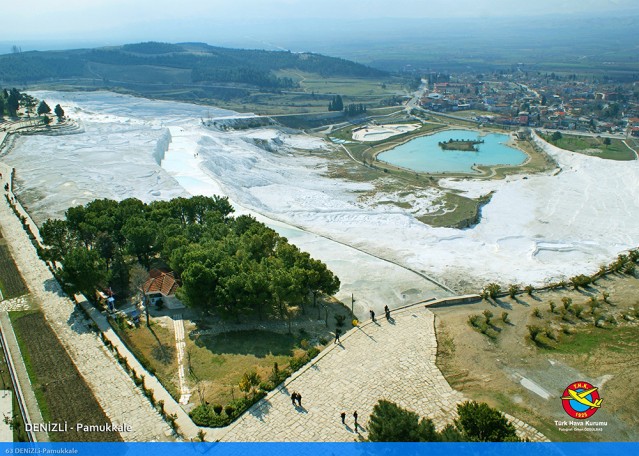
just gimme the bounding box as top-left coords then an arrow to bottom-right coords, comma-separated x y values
377,129 -> 527,173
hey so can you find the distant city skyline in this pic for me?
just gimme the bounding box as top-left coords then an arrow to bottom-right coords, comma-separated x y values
5,0 -> 638,44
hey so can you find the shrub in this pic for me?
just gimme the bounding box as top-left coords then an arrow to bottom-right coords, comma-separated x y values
532,308 -> 543,318
307,346 -> 320,359
213,404 -> 223,415
289,353 -> 310,371
623,262 -> 635,275
549,301 -> 556,313
318,337 -> 328,345
481,327 -> 499,340
482,310 -> 494,323
501,312 -> 509,323
468,315 -> 486,332
527,325 -> 543,341
570,274 -> 591,289
508,285 -> 519,298
300,339 -> 310,349
545,327 -> 559,341
224,405 -> 236,417
562,297 -> 573,312
573,305 -> 585,319
602,292 -> 610,304
334,314 -> 346,327
524,285 -> 534,296
482,283 -> 501,299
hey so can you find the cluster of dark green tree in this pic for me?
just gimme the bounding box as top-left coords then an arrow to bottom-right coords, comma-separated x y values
39,196 -> 340,323
368,400 -> 521,442
192,65 -> 295,89
328,95 -> 344,111
0,88 -> 64,120
345,103 -> 367,116
328,96 -> 367,115
0,41 -> 385,87
0,54 -> 87,83
0,88 -> 22,117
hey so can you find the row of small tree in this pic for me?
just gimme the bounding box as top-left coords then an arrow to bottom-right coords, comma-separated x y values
480,248 -> 639,300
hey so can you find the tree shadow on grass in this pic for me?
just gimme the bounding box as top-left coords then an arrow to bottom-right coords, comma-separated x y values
193,329 -> 297,357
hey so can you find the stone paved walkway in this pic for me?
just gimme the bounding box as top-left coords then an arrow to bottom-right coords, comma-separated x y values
220,307 -> 547,442
0,167 -> 173,442
173,314 -> 191,405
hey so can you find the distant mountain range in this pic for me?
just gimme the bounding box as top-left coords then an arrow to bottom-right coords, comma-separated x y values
0,41 -> 386,95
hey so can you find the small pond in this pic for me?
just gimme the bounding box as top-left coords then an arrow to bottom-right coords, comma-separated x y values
377,129 -> 527,173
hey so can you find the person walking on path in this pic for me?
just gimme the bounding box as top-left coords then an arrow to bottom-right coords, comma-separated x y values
353,411 -> 358,430
296,392 -> 302,407
334,328 -> 341,344
384,305 -> 390,320
291,392 -> 298,406
341,412 -> 346,424
370,310 -> 375,322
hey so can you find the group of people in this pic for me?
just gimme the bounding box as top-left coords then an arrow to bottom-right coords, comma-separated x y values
290,391 -> 303,407
290,391 -> 361,431
291,306 -> 399,433
340,411 -> 358,430
370,305 -> 392,322
335,305 -> 393,344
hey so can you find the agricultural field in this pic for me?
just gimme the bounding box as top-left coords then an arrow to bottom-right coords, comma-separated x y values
10,311 -> 122,442
542,134 -> 636,161
0,242 -> 28,300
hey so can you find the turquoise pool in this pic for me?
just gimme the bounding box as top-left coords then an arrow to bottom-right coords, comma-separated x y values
377,129 -> 527,173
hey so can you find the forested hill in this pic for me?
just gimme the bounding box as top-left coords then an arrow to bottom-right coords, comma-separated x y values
0,41 -> 386,89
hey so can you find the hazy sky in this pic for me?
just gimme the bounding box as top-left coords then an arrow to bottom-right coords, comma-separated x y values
5,0 -> 638,44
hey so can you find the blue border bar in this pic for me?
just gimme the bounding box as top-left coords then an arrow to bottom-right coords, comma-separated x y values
0,443 -> 638,456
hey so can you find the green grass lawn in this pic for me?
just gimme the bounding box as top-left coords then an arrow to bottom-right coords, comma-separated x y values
116,321 -> 179,400
188,329 -> 305,405
543,134 -> 636,161
551,325 -> 639,355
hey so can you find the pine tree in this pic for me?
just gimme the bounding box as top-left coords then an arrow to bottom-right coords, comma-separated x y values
37,100 -> 51,115
54,104 -> 65,119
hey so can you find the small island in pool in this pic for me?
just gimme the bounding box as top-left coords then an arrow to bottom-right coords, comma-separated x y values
438,138 -> 485,151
